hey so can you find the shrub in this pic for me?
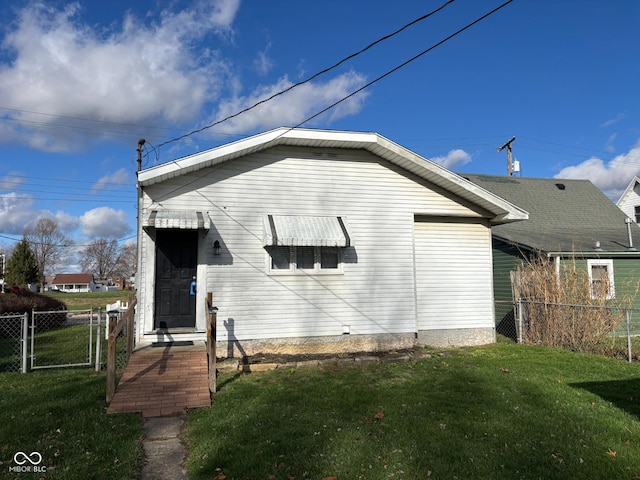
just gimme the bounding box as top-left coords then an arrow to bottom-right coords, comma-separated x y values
0,291 -> 67,337
513,255 -> 638,355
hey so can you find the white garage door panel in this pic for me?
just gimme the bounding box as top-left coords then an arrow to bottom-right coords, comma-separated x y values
415,221 -> 494,330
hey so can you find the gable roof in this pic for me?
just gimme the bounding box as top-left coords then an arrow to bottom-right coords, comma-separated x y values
616,176 -> 640,207
138,128 -> 528,225
51,274 -> 95,285
464,174 -> 640,255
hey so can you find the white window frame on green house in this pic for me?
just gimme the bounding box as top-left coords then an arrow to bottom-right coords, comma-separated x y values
266,246 -> 343,275
587,259 -> 615,300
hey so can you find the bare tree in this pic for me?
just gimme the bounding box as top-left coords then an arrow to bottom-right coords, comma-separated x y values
25,218 -> 72,292
80,239 -> 136,284
116,242 -> 137,280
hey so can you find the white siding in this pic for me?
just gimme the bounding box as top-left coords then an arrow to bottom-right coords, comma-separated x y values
618,181 -> 640,223
414,219 -> 494,330
138,146 -> 491,344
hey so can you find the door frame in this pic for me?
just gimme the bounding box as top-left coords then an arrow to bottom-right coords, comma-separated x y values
153,229 -> 199,331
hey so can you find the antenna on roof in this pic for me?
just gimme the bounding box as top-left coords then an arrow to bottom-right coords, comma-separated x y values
498,136 -> 516,176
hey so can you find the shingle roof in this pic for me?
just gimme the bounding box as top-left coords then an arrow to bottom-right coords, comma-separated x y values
464,174 -> 640,254
51,274 -> 95,284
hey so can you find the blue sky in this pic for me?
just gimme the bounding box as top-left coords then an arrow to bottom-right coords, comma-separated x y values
0,0 -> 638,269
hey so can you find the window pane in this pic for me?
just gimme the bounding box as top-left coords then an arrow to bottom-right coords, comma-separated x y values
591,265 -> 610,296
270,247 -> 290,270
320,247 -> 339,269
297,247 -> 315,269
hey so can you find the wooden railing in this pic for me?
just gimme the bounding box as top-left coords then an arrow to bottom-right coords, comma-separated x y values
106,294 -> 136,404
206,292 -> 218,393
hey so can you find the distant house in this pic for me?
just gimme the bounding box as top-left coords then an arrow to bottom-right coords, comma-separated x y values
464,174 -> 640,336
50,274 -> 98,293
134,128 -> 528,355
617,176 -> 640,223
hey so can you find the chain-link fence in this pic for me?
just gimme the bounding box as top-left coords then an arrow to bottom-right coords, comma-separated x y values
0,313 -> 28,373
500,300 -> 640,362
30,309 -> 100,369
101,310 -> 130,371
495,300 -> 518,342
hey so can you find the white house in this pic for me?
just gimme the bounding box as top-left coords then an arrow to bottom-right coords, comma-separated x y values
135,128 -> 528,356
50,273 -> 98,293
617,176 -> 640,223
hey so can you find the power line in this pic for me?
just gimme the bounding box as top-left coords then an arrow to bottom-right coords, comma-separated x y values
154,0 -> 457,151
289,0 -> 515,130
0,232 -> 136,248
152,1 -> 515,204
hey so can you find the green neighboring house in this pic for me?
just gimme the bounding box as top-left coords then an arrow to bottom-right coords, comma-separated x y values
464,174 -> 640,338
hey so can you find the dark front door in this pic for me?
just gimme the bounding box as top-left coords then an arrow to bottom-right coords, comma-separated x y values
154,229 -> 197,330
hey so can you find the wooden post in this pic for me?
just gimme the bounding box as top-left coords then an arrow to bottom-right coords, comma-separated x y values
125,294 -> 136,362
206,292 -> 217,393
106,315 -> 117,404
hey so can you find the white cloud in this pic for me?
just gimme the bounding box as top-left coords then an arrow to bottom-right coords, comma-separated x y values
554,139 -> 640,199
0,193 -> 80,236
0,1 -> 241,151
91,168 -> 132,193
254,43 -> 274,76
600,113 -> 625,128
80,206 -> 130,238
605,132 -> 617,153
0,173 -> 25,190
210,71 -> 369,133
431,149 -> 472,170
0,192 -> 34,234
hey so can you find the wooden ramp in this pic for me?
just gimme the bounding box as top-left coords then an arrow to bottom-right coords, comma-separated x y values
107,342 -> 211,417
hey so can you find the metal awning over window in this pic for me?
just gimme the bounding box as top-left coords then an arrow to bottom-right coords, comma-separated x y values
263,214 -> 352,247
143,210 -> 211,230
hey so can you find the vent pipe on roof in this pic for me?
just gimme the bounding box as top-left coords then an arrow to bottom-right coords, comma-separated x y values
625,218 -> 637,251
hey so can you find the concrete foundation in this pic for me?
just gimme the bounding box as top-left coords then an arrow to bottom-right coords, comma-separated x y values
417,327 -> 495,348
214,327 -> 495,358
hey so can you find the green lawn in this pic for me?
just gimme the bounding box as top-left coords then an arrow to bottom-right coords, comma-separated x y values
185,342 -> 640,480
1,340 -> 639,479
44,290 -> 132,311
0,370 -> 143,479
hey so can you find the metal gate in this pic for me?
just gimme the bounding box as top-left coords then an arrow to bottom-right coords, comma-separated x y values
30,309 -> 102,370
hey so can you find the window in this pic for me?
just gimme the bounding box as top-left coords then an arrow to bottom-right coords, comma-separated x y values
635,205 -> 640,224
267,246 -> 342,274
587,259 -> 615,300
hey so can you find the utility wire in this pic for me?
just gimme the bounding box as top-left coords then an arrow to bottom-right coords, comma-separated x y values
155,0 -> 457,151
153,0 -> 515,204
291,0 -> 515,130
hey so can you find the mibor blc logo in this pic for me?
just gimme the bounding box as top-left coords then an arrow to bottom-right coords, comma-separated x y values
9,451 -> 47,473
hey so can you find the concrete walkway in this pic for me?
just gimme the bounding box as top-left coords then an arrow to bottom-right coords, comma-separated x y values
106,342 -> 211,479
141,415 -> 189,480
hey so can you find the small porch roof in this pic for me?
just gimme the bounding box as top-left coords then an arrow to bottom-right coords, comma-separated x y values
143,210 -> 211,230
263,214 -> 352,247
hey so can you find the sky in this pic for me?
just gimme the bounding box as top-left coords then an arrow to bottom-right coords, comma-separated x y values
0,0 -> 638,271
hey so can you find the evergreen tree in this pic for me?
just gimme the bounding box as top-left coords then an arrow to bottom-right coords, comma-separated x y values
5,238 -> 38,287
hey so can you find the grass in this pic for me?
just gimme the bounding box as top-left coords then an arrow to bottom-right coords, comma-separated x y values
0,370 -> 143,479
44,290 -> 132,310
185,341 -> 640,480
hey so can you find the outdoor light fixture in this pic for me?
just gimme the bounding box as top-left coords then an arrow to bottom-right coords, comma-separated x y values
213,240 -> 221,255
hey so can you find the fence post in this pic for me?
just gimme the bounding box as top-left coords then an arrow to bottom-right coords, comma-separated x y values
206,292 -> 217,394
106,317 -> 116,404
30,308 -> 35,371
21,312 -> 28,374
517,298 -> 523,344
626,308 -> 632,363
126,293 -> 135,362
95,307 -> 102,372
